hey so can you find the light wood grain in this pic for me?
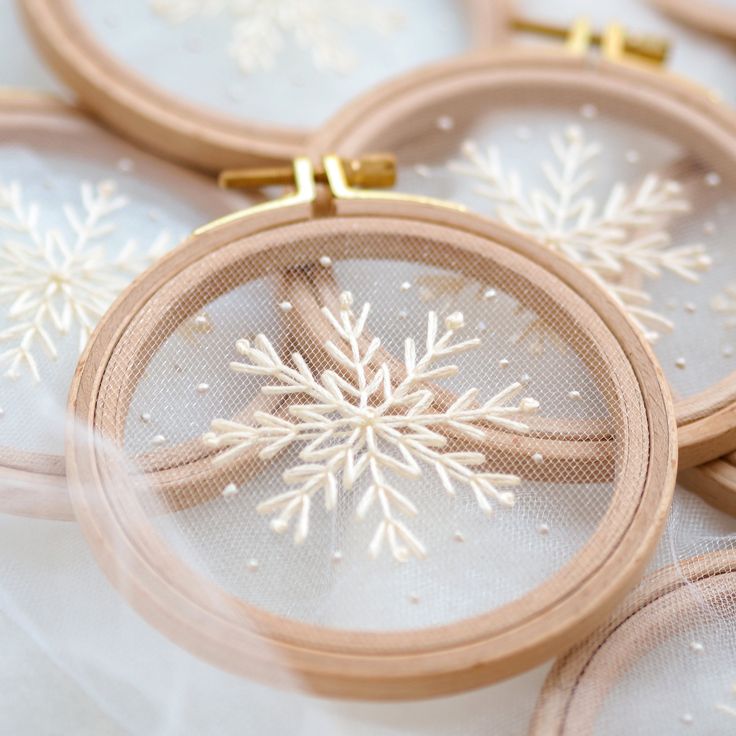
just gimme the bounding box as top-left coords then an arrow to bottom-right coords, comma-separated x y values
20,0 -> 508,172
67,197 -> 676,700
530,549 -> 736,735
653,0 -> 736,42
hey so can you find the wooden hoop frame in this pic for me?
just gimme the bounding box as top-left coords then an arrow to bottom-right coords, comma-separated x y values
19,0 -> 509,172
67,195 -> 676,700
530,549 -> 736,735
0,91 -> 242,521
653,0 -> 736,42
312,49 -> 736,470
680,454 -> 736,517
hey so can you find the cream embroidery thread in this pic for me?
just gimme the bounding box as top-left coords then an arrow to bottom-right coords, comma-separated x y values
0,179 -> 169,381
448,126 -> 711,343
712,284 -> 736,328
205,291 -> 539,561
151,0 -> 404,75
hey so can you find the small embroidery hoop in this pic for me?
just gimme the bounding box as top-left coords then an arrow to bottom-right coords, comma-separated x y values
0,91 -> 242,521
529,549 -> 736,735
652,0 -> 736,42
19,0 -> 509,172
66,155 -> 675,699
312,45 -> 736,471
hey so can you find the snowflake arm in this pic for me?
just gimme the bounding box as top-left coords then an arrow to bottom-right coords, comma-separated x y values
205,291 -> 539,561
712,284 -> 736,328
588,275 -> 675,344
448,126 -> 711,343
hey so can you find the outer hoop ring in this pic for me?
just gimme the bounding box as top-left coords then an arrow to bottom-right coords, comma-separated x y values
311,49 -> 736,470
530,549 -> 736,735
19,0 -> 510,172
0,91 -> 243,521
67,195 -> 676,700
652,0 -> 736,42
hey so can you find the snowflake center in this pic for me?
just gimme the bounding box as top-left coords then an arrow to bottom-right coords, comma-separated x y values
205,299 -> 542,562
48,269 -> 70,285
352,406 -> 381,427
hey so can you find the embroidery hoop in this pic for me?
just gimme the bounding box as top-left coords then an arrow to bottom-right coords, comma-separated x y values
0,91 -> 243,521
529,549 -> 736,735
652,0 -> 736,42
66,156 -> 675,699
311,45 -> 736,471
19,0 -> 508,172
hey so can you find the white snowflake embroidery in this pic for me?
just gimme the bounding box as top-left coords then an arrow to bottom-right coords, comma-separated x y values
204,291 -> 539,561
448,126 -> 711,343
0,179 -> 170,381
151,0 -> 404,75
712,284 -> 736,328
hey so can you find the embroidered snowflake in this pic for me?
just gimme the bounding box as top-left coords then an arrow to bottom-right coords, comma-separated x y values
151,0 -> 404,75
0,179 -> 170,381
712,284 -> 736,328
448,125 -> 711,343
204,291 -> 539,561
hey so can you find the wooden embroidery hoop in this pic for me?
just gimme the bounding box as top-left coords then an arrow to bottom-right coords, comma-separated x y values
530,549 -> 736,735
66,156 -> 676,699
311,47 -> 736,472
0,91 -> 242,521
653,0 -> 736,42
19,0 -> 509,173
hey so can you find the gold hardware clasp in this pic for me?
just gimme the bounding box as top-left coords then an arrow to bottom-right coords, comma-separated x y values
197,154 -> 463,234
512,16 -> 670,65
219,154 -> 396,191
198,155 -> 396,232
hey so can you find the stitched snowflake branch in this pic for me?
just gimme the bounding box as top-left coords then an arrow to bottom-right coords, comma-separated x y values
152,0 -> 403,75
448,126 -> 711,342
712,284 -> 736,329
0,179 -> 170,381
204,291 -> 539,561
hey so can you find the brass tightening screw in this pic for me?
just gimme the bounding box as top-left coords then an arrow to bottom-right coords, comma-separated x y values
512,16 -> 670,64
219,154 -> 397,190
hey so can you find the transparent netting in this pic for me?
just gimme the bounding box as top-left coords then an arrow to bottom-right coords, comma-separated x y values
0,485 -> 730,734
66,204 -> 669,699
532,491 -> 736,735
320,63 -> 736,409
102,222 -> 636,628
0,104 -> 241,486
72,0 -> 481,128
